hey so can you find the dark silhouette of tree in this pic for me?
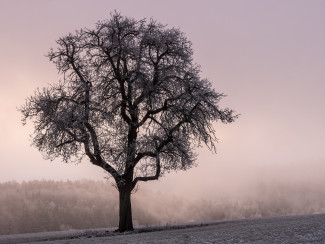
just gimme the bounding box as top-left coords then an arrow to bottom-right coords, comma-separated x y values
20,12 -> 237,232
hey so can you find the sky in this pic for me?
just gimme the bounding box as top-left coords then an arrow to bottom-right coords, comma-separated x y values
1,0 -> 325,200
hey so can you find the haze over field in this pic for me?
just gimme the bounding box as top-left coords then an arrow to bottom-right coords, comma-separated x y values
1,180 -> 325,235
1,0 -> 325,230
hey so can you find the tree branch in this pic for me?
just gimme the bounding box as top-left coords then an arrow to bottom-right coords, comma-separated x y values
134,151 -> 156,164
137,100 -> 168,127
132,153 -> 161,190
83,133 -> 120,181
108,53 -> 132,124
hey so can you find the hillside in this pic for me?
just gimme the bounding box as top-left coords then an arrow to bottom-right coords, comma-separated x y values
1,214 -> 325,243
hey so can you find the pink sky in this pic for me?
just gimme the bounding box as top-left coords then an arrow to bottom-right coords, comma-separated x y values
1,0 -> 325,199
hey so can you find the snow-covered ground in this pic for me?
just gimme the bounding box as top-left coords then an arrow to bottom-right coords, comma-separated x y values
1,213 -> 325,243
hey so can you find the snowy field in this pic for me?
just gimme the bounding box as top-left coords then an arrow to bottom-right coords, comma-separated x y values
1,213 -> 325,244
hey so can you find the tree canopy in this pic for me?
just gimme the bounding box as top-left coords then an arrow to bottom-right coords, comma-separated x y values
20,12 -> 237,231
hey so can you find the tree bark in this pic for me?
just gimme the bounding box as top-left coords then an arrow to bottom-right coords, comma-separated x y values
118,187 -> 134,232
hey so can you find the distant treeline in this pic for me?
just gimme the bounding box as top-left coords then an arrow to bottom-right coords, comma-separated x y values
1,179 -> 325,235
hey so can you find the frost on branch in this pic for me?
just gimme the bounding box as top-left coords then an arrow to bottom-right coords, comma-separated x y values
20,12 -> 237,189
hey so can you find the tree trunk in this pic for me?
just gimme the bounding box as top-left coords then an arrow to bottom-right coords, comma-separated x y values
118,187 -> 134,232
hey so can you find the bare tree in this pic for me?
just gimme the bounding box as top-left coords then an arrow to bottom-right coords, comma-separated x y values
20,12 -> 237,232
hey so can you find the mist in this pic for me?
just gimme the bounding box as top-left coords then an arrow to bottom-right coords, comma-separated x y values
1,169 -> 325,235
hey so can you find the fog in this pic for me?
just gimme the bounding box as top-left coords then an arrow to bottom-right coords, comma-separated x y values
1,173 -> 325,235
